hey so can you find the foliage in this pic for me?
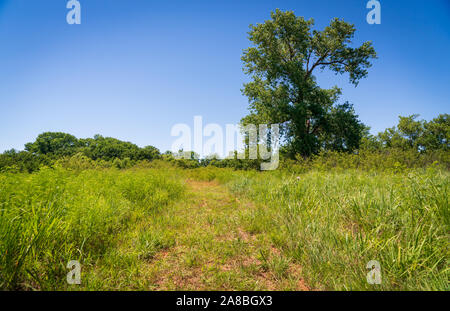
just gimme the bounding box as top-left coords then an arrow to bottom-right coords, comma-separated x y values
1,113 -> 449,173
25,132 -> 80,157
79,135 -> 160,161
0,167 -> 184,290
375,114 -> 449,152
280,149 -> 449,173
223,167 -> 449,290
1,133 -> 161,173
1,165 -> 447,290
241,9 -> 376,157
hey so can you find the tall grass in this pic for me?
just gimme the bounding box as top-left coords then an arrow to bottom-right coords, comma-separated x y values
0,167 -> 184,290
1,162 -> 448,290
224,168 -> 449,290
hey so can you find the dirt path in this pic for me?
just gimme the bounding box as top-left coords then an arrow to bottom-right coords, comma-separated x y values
133,179 -> 308,290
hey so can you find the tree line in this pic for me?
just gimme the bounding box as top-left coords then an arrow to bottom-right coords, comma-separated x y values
0,112 -> 447,173
0,133 -> 161,172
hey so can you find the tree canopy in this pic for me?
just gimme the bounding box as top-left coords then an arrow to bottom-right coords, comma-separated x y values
16,132 -> 162,169
373,114 -> 449,152
241,9 -> 377,157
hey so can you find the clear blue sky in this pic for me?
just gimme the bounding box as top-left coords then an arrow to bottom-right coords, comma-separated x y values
0,0 -> 449,153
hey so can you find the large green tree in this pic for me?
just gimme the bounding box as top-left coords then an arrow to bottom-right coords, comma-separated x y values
241,9 -> 377,157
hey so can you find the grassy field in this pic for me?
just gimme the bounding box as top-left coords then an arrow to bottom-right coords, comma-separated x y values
0,165 -> 448,290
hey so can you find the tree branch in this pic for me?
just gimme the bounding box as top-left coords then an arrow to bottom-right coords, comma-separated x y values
305,50 -> 329,79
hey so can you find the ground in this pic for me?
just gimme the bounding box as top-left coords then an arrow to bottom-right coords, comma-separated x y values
118,179 -> 309,291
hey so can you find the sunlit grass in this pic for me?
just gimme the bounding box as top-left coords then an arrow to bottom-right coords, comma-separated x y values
0,165 -> 447,290
223,168 -> 449,290
0,167 -> 184,290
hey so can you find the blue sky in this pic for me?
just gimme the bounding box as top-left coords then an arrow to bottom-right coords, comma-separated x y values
0,0 -> 449,153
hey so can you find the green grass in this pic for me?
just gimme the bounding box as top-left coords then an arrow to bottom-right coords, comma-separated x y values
0,165 -> 448,290
221,167 -> 449,290
0,167 -> 184,290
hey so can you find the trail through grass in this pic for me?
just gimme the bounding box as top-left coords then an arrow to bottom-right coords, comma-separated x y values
91,179 -> 309,290
1,166 -> 447,290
